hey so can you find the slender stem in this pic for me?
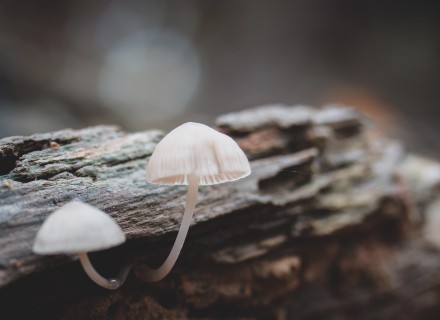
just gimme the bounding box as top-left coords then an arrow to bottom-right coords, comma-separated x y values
78,252 -> 132,290
139,174 -> 199,282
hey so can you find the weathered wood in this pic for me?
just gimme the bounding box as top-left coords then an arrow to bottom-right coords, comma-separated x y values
0,104 -> 439,319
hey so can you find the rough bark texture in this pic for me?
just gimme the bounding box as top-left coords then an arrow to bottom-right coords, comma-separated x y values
0,104 -> 439,319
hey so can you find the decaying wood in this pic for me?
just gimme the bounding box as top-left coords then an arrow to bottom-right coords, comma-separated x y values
0,104 -> 439,319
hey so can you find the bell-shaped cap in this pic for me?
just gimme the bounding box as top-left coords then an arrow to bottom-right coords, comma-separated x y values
33,200 -> 125,254
146,122 -> 251,185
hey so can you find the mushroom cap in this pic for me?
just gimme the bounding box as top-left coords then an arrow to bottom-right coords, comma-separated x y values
146,122 -> 251,185
33,200 -> 126,254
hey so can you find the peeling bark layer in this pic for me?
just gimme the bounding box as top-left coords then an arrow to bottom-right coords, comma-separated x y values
0,104 -> 439,319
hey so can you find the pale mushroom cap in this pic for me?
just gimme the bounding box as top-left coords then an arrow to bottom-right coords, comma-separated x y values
33,200 -> 126,254
146,122 -> 251,185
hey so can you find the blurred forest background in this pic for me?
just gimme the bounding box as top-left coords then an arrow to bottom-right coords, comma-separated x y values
0,0 -> 438,157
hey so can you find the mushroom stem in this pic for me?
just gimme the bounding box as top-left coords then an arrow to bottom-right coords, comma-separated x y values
141,174 -> 199,282
78,252 -> 131,290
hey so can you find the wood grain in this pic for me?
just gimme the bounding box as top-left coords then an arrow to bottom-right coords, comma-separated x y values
1,104 -> 439,319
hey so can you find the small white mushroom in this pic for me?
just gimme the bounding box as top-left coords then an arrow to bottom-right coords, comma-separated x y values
143,122 -> 251,281
33,200 -> 128,290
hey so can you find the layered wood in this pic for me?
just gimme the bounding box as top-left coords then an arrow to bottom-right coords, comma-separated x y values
0,104 -> 439,319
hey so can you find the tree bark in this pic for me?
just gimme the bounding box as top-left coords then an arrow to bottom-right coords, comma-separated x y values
0,104 -> 439,319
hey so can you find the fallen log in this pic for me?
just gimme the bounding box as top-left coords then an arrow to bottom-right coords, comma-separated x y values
0,104 -> 439,319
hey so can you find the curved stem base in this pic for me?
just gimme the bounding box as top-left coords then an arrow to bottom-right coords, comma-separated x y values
138,174 -> 199,282
78,252 -> 131,290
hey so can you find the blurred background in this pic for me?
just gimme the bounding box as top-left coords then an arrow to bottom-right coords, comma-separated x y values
0,0 -> 438,156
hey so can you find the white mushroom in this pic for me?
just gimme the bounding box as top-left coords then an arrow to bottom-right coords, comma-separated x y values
143,122 -> 251,281
33,200 -> 128,290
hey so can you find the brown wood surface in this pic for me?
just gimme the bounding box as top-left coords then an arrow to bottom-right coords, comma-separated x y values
1,105 -> 439,319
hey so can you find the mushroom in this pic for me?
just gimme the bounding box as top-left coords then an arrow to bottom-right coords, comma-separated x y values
33,200 -> 129,290
143,122 -> 251,281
